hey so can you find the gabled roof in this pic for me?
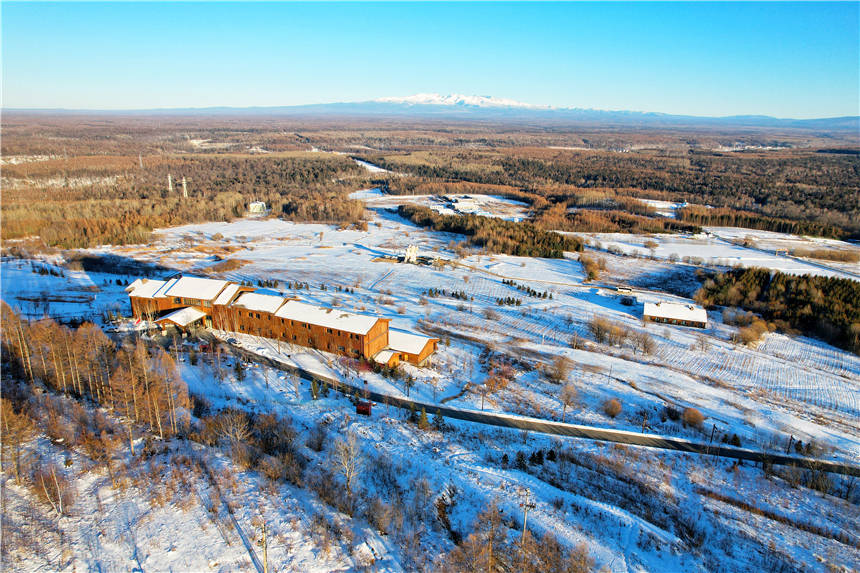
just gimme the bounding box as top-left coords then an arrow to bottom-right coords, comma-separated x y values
213,283 -> 243,307
274,300 -> 384,335
387,329 -> 438,355
231,292 -> 288,314
155,307 -> 207,327
162,276 -> 232,302
153,277 -> 179,298
127,278 -> 167,299
643,301 -> 707,323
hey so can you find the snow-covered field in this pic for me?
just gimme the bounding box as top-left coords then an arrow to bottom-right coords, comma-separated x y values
3,194 -> 859,572
352,188 -> 530,222
4,205 -> 858,461
583,230 -> 860,279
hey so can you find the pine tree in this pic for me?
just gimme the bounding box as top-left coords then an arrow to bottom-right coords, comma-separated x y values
433,408 -> 445,430
418,407 -> 430,430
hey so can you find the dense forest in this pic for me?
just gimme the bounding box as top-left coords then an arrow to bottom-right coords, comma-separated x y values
2,154 -> 367,248
370,147 -> 860,238
397,205 -> 582,258
694,268 -> 860,354
676,206 -> 845,239
3,116 -> 859,251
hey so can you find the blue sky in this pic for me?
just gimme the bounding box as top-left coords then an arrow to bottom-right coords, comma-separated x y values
2,2 -> 858,118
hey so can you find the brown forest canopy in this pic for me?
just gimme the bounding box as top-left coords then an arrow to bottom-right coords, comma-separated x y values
3,114 -> 859,250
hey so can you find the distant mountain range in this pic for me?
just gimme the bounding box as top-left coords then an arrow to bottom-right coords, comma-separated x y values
9,93 -> 859,131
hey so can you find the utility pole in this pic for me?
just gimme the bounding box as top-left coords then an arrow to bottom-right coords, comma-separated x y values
168,173 -> 173,193
182,177 -> 188,198
256,512 -> 269,573
138,153 -> 143,169
519,490 -> 535,547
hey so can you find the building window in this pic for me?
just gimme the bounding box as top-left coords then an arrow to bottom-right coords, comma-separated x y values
292,335 -> 297,341
173,297 -> 181,304
338,345 -> 345,351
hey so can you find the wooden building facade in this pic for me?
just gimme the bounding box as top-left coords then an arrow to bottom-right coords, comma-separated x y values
128,275 -> 430,364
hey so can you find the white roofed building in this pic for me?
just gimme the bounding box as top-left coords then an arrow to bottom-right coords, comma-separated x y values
643,301 -> 708,328
127,274 -> 437,365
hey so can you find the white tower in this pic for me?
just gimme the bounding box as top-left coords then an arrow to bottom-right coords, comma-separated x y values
182,177 -> 188,198
168,173 -> 173,193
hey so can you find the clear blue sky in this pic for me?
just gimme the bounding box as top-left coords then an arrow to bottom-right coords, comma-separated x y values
2,2 -> 858,118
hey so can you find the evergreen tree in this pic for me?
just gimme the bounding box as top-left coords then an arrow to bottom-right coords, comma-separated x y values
433,408 -> 445,430
418,407 -> 430,430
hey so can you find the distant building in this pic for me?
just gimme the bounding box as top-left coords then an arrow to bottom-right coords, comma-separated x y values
248,201 -> 268,214
403,244 -> 418,264
127,275 -> 437,365
643,301 -> 707,328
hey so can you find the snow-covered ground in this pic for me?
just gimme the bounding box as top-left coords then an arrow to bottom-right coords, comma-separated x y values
582,230 -> 860,279
352,158 -> 389,173
4,206 -> 858,463
357,190 -> 529,222
3,190 -> 859,572
639,198 -> 687,218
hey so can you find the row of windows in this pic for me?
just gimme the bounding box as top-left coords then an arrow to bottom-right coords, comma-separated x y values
235,310 -> 361,339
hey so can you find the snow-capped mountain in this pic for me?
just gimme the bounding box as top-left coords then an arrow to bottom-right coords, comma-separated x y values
375,93 -> 547,109
14,94 -> 858,131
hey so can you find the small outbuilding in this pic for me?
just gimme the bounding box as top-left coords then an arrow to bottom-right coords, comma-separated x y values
643,301 -> 707,328
248,201 -> 268,214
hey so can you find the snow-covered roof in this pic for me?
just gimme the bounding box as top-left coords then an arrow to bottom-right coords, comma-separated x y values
387,329 -> 437,355
127,278 -> 167,299
155,307 -> 207,327
231,292 -> 288,314
213,283 -> 242,306
150,277 -> 179,298
373,349 -> 397,364
163,276 -> 232,301
125,278 -> 145,293
274,300 -> 384,335
643,301 -> 707,324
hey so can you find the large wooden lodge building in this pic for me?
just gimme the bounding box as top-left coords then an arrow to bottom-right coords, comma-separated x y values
127,276 -> 438,366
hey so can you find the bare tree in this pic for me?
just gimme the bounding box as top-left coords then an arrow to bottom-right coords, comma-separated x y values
332,431 -> 363,498
0,399 -> 35,484
217,410 -> 251,445
632,331 -> 656,355
560,383 -> 578,423
548,356 -> 573,384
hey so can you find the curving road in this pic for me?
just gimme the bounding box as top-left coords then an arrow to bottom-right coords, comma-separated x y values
225,342 -> 860,477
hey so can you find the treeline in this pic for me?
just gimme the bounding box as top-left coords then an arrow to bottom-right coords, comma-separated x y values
694,269 -> 860,354
677,206 -> 846,239
0,302 -> 191,448
398,204 -> 582,258
533,203 -> 700,235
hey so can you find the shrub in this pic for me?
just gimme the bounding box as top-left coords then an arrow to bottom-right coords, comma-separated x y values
603,398 -> 622,418
682,407 -> 705,429
664,406 -> 681,422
